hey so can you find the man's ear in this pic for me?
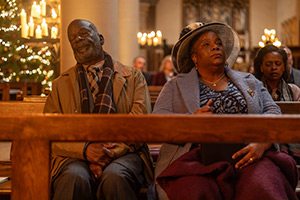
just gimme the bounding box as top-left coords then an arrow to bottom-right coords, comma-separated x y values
99,34 -> 104,45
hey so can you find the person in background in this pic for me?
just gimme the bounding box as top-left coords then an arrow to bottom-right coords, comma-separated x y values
44,19 -> 153,200
254,44 -> 300,164
254,45 -> 300,101
247,65 -> 255,74
152,55 -> 177,86
133,55 -> 152,86
280,45 -> 300,87
151,22 -> 298,200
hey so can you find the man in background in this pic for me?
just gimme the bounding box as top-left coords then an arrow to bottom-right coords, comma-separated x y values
133,56 -> 152,85
281,45 -> 300,87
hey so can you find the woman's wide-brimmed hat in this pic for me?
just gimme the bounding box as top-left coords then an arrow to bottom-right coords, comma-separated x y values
171,22 -> 240,73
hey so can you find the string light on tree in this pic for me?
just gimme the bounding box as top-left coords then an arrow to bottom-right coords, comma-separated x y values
0,0 -> 55,91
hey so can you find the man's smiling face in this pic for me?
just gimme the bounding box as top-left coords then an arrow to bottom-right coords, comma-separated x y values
68,20 -> 104,65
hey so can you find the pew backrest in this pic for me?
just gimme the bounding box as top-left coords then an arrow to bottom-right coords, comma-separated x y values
276,101 -> 300,114
1,98 -> 300,199
0,102 -> 45,114
1,114 -> 300,200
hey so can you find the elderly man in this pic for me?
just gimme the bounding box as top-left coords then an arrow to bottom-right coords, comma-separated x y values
133,56 -> 152,85
281,45 -> 300,87
44,19 -> 153,200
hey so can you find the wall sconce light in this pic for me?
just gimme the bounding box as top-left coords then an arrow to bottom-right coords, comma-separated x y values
258,28 -> 281,48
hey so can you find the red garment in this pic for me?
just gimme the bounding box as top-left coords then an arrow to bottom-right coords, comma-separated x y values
152,71 -> 177,86
156,147 -> 298,200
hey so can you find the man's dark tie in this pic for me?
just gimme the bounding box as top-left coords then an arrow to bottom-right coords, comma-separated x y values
87,66 -> 100,101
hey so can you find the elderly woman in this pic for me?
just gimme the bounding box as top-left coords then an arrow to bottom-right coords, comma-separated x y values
254,45 -> 300,165
152,55 -> 177,86
152,22 -> 298,200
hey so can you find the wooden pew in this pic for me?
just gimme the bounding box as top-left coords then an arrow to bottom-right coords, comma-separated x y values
148,86 -> 163,109
1,114 -> 300,199
0,82 -> 41,101
0,100 -> 46,198
0,101 -> 45,114
276,101 -> 300,114
1,100 -> 300,199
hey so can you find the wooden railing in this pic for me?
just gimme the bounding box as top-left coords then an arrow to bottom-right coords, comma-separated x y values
1,114 -> 300,199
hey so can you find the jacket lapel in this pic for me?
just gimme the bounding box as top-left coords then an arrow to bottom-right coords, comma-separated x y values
61,67 -> 83,113
112,61 -> 129,105
226,67 -> 260,113
176,68 -> 200,113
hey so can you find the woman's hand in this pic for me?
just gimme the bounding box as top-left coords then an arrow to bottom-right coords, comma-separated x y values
232,143 -> 272,169
193,100 -> 213,114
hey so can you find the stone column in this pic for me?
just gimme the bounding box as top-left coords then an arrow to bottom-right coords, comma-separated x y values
138,2 -> 151,71
60,0 -> 118,73
118,0 -> 139,66
139,2 -> 151,32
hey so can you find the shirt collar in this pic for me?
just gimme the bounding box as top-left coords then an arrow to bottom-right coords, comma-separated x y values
82,60 -> 105,71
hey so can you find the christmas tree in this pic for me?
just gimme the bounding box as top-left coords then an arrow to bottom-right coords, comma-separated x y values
0,0 -> 55,90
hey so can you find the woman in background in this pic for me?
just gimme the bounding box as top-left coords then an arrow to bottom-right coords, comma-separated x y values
254,44 -> 300,164
152,55 -> 177,86
254,45 -> 300,101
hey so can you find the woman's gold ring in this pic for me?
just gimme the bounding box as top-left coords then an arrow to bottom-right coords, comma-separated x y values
249,158 -> 253,162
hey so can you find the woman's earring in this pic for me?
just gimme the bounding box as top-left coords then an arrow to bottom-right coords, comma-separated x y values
194,63 -> 198,71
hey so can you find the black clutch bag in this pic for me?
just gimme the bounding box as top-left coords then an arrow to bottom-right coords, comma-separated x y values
200,143 -> 246,166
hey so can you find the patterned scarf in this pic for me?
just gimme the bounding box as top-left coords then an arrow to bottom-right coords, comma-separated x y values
77,52 -> 116,114
261,77 -> 293,101
261,77 -> 300,164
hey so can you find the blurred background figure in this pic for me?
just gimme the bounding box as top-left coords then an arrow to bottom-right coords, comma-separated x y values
280,45 -> 300,88
254,44 -> 300,165
133,56 -> 153,86
254,44 -> 300,101
248,65 -> 255,74
152,55 -> 177,86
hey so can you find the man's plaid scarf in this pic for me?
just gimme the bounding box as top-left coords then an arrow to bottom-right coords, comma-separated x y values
77,51 -> 116,114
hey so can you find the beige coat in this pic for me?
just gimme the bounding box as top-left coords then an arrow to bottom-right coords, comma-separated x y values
44,60 -> 153,183
289,83 -> 300,101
